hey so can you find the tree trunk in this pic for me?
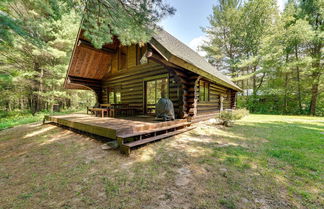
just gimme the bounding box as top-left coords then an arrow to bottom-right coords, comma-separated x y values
309,72 -> 320,115
37,67 -> 44,112
283,53 -> 289,114
252,66 -> 257,96
295,46 -> 302,114
283,73 -> 289,114
309,39 -> 322,115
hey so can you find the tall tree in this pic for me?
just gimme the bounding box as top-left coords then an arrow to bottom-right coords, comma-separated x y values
238,0 -> 278,107
1,0 -> 176,49
202,0 -> 323,115
81,0 -> 176,48
203,0 -> 279,112
0,0 -> 82,113
202,0 -> 243,77
0,0 -> 176,114
299,0 -> 323,115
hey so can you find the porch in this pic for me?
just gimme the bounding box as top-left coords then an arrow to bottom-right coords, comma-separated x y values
44,113 -> 193,154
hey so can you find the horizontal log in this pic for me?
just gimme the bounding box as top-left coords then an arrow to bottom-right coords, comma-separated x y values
121,89 -> 143,95
105,65 -> 167,82
79,40 -> 116,54
122,98 -> 143,103
197,109 -> 220,114
122,95 -> 143,100
197,103 -> 220,107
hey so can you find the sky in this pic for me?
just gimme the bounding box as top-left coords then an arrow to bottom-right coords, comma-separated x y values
159,0 -> 288,54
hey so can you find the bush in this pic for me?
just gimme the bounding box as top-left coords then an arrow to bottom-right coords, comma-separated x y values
219,108 -> 249,126
232,108 -> 249,119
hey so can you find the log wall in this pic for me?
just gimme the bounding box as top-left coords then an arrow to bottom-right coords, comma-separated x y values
68,40 -> 237,119
101,61 -> 182,116
196,79 -> 234,114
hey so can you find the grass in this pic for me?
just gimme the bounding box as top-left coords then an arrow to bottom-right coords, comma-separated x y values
206,114 -> 324,207
0,109 -> 83,131
0,114 -> 323,208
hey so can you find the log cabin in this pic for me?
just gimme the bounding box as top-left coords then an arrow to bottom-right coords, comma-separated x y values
43,28 -> 243,154
64,28 -> 241,122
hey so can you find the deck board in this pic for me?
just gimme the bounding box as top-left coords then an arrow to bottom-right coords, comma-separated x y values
45,113 -> 187,139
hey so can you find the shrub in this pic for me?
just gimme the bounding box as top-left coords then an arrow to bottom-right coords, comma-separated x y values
219,108 -> 249,126
232,108 -> 249,119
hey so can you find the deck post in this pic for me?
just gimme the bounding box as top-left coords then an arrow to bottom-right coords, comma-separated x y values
117,137 -> 130,155
193,76 -> 202,117
119,144 -> 130,155
220,95 -> 224,111
117,137 -> 124,147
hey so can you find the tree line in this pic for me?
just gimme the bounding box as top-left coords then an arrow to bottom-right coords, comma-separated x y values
202,0 -> 323,116
0,0 -> 174,114
0,0 -> 322,116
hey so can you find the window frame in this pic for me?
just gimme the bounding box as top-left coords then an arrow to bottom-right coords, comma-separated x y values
108,89 -> 121,104
144,74 -> 169,114
199,80 -> 210,102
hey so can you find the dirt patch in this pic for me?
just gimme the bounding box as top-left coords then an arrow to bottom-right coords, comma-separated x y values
175,167 -> 191,186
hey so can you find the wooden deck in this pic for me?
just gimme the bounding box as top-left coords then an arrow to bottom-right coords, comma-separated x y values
44,113 -> 188,140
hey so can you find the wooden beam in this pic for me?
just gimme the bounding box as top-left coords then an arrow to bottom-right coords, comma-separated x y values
78,39 -> 116,54
68,75 -> 101,83
146,49 -> 183,71
68,76 -> 101,88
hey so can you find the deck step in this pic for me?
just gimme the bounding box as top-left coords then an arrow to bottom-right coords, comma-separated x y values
120,126 -> 195,154
117,122 -> 191,139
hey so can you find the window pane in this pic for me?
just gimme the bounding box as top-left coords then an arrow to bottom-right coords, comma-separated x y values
146,77 -> 169,114
205,83 -> 209,101
109,92 -> 115,104
161,78 -> 168,98
146,80 -> 156,105
199,81 -> 205,101
116,92 -> 121,104
156,79 -> 162,103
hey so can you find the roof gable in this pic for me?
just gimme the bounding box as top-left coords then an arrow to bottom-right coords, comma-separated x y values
150,29 -> 241,91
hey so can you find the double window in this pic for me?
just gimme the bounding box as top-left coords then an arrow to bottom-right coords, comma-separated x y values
199,80 -> 210,102
145,77 -> 168,113
109,90 -> 121,104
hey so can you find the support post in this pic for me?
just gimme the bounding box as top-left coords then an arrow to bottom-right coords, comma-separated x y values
117,137 -> 130,155
220,95 -> 224,111
193,76 -> 202,117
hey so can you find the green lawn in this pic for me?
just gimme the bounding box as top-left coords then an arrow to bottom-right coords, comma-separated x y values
210,115 -> 324,208
0,114 -> 323,208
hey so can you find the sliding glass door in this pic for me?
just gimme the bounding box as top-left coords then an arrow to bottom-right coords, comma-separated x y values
145,77 -> 168,114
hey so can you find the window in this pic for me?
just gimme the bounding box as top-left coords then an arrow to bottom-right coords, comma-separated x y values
199,80 -> 209,102
118,46 -> 127,70
136,45 -> 148,65
145,77 -> 168,113
109,91 -> 121,104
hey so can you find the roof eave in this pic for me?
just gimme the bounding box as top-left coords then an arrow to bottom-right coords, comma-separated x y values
64,25 -> 82,89
169,55 -> 242,92
149,38 -> 242,92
